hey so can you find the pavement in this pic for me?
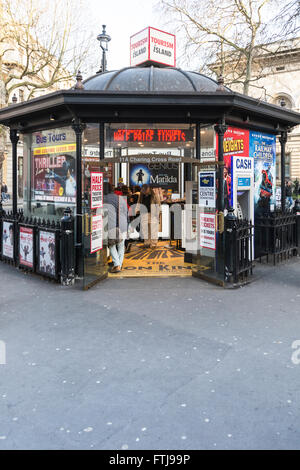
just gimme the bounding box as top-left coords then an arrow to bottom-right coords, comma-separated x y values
0,258 -> 300,450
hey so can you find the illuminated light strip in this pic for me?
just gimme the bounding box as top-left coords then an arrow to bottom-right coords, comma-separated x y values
33,143 -> 76,156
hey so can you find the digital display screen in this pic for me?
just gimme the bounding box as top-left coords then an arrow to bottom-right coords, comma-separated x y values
107,128 -> 194,143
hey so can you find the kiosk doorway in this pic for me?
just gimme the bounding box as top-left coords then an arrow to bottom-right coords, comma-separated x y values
108,238 -> 194,278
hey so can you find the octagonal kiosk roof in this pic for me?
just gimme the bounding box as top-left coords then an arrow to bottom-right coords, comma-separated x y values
83,66 -> 232,93
0,64 -> 300,134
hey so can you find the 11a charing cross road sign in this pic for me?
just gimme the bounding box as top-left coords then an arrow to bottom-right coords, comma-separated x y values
130,26 -> 176,67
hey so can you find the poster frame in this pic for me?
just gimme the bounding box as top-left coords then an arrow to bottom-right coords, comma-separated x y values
1,219 -> 15,262
18,224 -> 36,271
37,227 -> 60,280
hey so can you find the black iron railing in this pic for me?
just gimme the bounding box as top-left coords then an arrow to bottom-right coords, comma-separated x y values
0,204 -> 75,285
254,208 -> 299,264
225,209 -> 254,284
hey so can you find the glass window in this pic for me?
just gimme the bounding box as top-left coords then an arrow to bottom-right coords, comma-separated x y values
105,123 -> 196,195
22,126 -> 76,221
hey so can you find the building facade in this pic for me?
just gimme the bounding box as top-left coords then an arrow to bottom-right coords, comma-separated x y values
211,38 -> 300,184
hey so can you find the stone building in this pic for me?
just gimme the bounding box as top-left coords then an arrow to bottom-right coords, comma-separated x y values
210,38 -> 300,183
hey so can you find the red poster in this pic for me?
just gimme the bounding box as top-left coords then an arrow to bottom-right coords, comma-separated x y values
19,226 -> 34,268
216,127 -> 249,209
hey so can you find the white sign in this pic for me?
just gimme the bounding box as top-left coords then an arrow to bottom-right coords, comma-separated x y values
90,172 -> 103,209
130,26 -> 176,67
19,226 -> 34,268
199,213 -> 216,250
91,215 -> 103,253
200,147 -> 216,162
2,221 -> 14,259
39,230 -> 56,276
127,147 -> 181,156
83,146 -> 100,158
130,27 -> 149,66
199,171 -> 216,208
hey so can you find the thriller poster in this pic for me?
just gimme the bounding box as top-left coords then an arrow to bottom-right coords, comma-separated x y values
32,129 -> 76,204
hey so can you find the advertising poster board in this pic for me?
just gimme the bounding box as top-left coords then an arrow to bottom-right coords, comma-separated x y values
19,226 -> 34,268
199,213 -> 216,250
2,221 -> 14,259
32,129 -> 76,204
91,215 -> 103,253
198,171 -> 216,208
38,230 -> 56,277
129,162 -> 179,192
216,127 -> 250,209
249,131 -> 276,215
90,172 -> 103,209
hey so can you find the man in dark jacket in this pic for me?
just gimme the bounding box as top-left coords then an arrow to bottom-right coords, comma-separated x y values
103,182 -> 128,273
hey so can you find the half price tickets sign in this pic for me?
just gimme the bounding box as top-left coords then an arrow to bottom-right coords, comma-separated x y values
90,172 -> 103,209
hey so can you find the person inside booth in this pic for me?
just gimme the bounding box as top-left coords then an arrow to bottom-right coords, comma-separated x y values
136,184 -> 161,249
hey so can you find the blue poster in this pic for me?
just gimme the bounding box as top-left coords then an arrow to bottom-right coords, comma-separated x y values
249,131 -> 276,215
129,164 -> 151,186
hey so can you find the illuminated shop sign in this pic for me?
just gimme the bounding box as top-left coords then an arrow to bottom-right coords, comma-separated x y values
130,26 -> 176,67
107,128 -> 193,143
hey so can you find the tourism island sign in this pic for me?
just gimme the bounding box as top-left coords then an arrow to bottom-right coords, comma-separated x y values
130,27 -> 176,67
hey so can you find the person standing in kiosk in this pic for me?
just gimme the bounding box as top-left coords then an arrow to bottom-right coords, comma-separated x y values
137,184 -> 161,249
104,183 -> 128,273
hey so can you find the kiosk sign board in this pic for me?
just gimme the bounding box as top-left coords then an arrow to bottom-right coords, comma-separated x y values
199,213 -> 216,250
91,215 -> 103,253
90,172 -> 103,209
198,171 -> 216,208
130,27 -> 176,67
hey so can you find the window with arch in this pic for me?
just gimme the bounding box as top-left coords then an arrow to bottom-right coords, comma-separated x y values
273,94 -> 293,109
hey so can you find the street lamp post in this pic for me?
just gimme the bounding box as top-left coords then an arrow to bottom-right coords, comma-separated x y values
97,25 -> 111,73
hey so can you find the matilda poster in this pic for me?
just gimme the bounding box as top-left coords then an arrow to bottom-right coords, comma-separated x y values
39,230 -> 56,276
19,226 -> 34,268
129,162 -> 179,191
32,129 -> 76,204
249,131 -> 276,215
2,221 -> 14,259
